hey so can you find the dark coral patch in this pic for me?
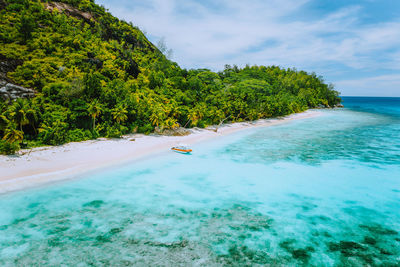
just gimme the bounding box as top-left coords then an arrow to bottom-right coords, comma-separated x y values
362,236 -> 377,246
95,234 -> 111,243
83,200 -> 105,208
11,217 -> 30,225
291,247 -> 315,262
279,239 -> 315,262
109,227 -> 122,235
359,224 -> 398,235
328,241 -> 366,257
47,226 -> 69,235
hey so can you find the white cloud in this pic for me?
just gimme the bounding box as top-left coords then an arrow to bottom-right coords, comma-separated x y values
97,0 -> 400,96
336,75 -> 400,96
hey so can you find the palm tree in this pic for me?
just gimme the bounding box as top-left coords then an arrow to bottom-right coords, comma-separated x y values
111,104 -> 128,124
2,123 -> 24,144
187,108 -> 201,127
88,99 -> 102,131
150,105 -> 166,127
150,113 -> 159,127
0,114 -> 9,132
26,104 -> 38,135
9,99 -> 30,131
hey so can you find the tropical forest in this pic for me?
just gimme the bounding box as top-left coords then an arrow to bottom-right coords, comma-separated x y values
0,0 -> 341,154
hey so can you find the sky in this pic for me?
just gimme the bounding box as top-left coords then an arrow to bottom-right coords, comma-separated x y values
96,0 -> 400,96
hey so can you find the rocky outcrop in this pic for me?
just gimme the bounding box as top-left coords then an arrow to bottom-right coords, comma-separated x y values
0,54 -> 34,102
45,2 -> 94,23
0,81 -> 36,102
316,103 -> 344,109
154,126 -> 191,136
316,104 -> 328,109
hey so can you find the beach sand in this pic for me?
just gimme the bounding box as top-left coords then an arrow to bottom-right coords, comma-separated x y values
0,110 -> 322,194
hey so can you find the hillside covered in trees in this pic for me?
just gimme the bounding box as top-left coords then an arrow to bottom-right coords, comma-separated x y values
0,0 -> 341,154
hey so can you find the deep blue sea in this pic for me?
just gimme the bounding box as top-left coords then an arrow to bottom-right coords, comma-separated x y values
0,97 -> 399,266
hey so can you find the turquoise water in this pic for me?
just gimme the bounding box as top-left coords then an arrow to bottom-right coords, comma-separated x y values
1,97 -> 400,266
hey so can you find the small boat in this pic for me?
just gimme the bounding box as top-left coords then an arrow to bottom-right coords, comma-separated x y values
171,145 -> 192,154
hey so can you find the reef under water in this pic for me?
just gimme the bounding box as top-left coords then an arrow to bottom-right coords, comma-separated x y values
0,97 -> 399,266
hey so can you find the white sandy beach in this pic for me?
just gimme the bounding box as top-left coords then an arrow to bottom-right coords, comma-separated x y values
0,110 -> 322,194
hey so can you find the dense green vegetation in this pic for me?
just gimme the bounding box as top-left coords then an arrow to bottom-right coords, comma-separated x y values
0,0 -> 341,154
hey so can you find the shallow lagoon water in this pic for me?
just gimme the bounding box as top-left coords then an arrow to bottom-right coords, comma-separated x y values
0,97 -> 400,266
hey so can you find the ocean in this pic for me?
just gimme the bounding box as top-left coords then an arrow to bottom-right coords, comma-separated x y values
0,97 -> 399,266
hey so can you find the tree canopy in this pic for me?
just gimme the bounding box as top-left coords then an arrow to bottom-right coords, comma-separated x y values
0,0 -> 341,154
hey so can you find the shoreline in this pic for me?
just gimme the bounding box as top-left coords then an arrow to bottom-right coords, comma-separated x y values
0,110 -> 323,194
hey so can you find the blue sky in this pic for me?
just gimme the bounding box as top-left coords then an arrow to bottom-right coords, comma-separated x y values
96,0 -> 400,96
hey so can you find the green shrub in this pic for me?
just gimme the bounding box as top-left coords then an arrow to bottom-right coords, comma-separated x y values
0,140 -> 20,155
137,123 -> 154,135
68,128 -> 93,142
106,125 -> 122,138
197,121 -> 206,128
39,120 -> 69,145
